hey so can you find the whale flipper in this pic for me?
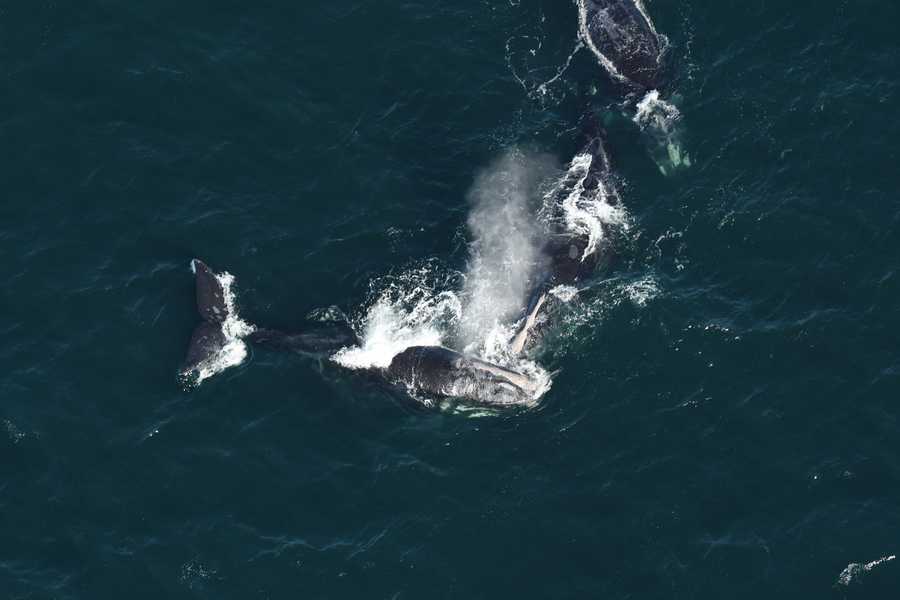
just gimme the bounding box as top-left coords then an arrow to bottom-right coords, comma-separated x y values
192,259 -> 228,324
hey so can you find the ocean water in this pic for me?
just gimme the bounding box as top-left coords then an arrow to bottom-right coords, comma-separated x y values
2,0 -> 900,597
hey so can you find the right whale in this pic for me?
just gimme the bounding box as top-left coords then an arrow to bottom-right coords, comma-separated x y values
511,126 -> 622,354
577,0 -> 668,93
181,260 -> 543,408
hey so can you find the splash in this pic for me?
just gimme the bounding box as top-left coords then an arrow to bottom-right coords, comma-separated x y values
837,554 -> 895,586
633,90 -> 691,175
577,0 -> 627,83
181,266 -> 254,386
622,276 -> 660,307
544,152 -> 629,260
333,276 -> 462,370
460,148 -> 554,353
4,419 -> 26,444
550,285 -> 579,302
332,150 -> 560,405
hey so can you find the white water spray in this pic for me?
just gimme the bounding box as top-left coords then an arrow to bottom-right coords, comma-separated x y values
459,148 -> 555,355
333,276 -> 462,370
547,152 -> 630,261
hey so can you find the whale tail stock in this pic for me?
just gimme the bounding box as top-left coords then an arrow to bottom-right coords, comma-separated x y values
182,259 -> 360,378
246,324 -> 359,355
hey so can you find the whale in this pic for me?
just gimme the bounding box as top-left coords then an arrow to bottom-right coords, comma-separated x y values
511,129 -> 621,354
387,346 -> 542,408
182,260 -> 541,408
577,0 -> 667,92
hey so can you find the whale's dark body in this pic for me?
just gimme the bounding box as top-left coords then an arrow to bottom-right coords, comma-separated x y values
182,260 -> 539,408
512,130 -> 622,353
578,0 -> 667,92
387,346 -> 540,408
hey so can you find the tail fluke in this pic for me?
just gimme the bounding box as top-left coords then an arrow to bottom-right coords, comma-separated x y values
181,259 -> 359,384
192,259 -> 228,324
181,259 -> 252,384
183,322 -> 227,375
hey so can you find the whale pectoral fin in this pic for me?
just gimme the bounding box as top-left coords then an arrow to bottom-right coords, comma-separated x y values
191,259 -> 227,324
182,321 -> 227,375
511,292 -> 548,355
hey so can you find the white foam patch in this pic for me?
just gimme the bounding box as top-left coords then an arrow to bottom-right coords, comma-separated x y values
548,152 -> 630,260
633,0 -> 662,39
4,420 -> 26,444
634,90 -> 691,174
550,285 -> 580,303
333,274 -> 463,370
634,90 -> 681,125
183,269 -> 254,386
577,0 -> 627,83
623,276 -> 660,307
838,555 -> 895,586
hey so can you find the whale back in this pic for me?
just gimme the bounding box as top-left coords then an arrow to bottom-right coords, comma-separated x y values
247,323 -> 359,355
387,346 -> 537,407
578,0 -> 666,91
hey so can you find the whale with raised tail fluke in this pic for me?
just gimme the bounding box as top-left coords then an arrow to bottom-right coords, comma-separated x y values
181,260 -> 543,408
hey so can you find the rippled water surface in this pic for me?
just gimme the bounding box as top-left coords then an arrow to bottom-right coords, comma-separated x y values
3,1 -> 900,598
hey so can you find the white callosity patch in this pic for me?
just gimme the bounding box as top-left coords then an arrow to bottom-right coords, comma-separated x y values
837,555 -> 896,586
182,267 -> 255,386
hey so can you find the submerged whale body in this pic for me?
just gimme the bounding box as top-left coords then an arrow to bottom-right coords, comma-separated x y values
578,0 -> 667,92
181,260 -> 541,408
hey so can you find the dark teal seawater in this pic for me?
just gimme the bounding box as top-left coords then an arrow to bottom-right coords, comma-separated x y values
3,1 -> 900,597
